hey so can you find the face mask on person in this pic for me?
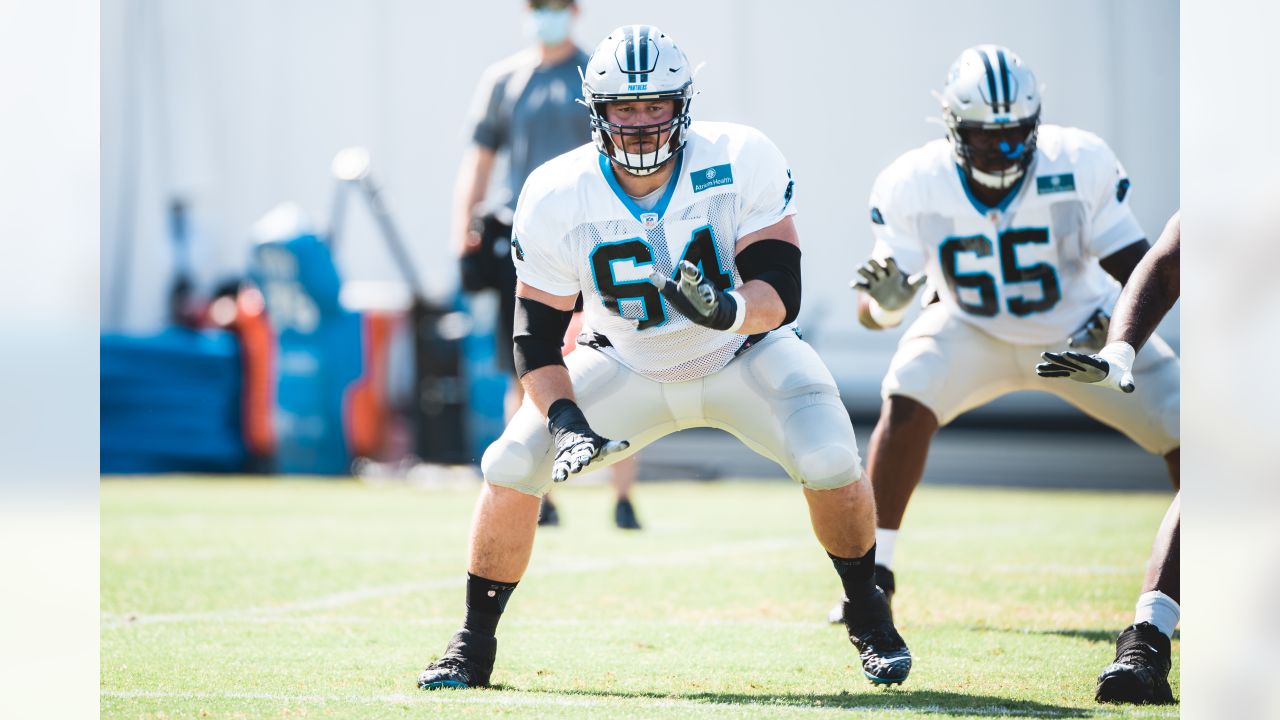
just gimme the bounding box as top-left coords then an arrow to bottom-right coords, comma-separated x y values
526,8 -> 572,45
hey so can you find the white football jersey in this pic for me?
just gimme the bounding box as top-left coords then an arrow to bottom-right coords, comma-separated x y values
870,125 -> 1145,345
512,121 -> 797,382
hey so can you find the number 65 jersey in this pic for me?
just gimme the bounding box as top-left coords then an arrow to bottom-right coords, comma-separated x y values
869,125 -> 1145,345
511,121 -> 797,383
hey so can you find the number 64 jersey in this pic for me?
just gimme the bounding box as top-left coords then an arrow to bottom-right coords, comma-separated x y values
870,124 -> 1145,345
511,121 -> 797,382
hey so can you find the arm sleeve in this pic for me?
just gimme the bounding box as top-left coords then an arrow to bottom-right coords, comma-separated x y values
1083,136 -> 1146,258
468,67 -> 509,151
867,166 -> 927,273
510,175 -> 581,297
737,130 -> 799,238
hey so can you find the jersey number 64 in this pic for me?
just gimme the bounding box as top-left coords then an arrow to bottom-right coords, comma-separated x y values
590,226 -> 732,329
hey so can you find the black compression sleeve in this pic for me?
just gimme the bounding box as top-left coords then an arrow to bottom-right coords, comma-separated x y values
512,296 -> 573,378
736,239 -> 802,326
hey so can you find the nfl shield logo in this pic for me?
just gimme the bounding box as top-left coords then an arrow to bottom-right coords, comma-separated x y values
640,212 -> 659,229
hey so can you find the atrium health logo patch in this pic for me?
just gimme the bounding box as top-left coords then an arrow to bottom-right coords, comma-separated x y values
692,164 -> 734,193
1035,173 -> 1076,195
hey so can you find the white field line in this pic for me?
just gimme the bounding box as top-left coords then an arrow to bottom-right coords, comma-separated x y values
103,537 -> 809,627
100,689 -> 1180,718
107,613 -> 826,631
912,562 -> 1141,576
103,534 -> 1141,629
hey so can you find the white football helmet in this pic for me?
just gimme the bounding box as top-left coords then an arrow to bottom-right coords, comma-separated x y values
939,44 -> 1042,189
580,25 -> 694,176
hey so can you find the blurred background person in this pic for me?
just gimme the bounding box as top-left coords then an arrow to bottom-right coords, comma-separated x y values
452,0 -> 640,529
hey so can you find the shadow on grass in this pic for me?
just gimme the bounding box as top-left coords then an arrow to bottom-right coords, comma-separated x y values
500,685 -> 1094,717
1039,629 -> 1119,644
1032,628 -> 1180,644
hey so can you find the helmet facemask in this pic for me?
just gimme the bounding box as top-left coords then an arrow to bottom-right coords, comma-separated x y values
947,113 -> 1040,189
586,91 -> 693,176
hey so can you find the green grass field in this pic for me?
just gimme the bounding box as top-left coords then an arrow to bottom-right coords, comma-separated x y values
101,478 -> 1178,719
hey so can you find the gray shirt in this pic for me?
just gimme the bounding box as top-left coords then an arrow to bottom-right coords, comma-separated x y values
469,47 -> 592,213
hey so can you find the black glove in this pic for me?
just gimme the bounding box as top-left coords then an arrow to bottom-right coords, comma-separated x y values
1036,348 -> 1136,393
546,399 -> 629,483
647,260 -> 740,331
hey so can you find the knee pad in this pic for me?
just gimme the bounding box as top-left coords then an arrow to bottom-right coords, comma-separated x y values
794,442 -> 862,490
480,437 -> 547,496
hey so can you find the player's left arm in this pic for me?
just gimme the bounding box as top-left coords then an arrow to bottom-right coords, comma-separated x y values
649,128 -> 802,334
730,215 -> 802,333
648,215 -> 800,334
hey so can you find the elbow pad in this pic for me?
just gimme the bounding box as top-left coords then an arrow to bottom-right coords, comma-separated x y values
512,296 -> 573,378
736,239 -> 802,326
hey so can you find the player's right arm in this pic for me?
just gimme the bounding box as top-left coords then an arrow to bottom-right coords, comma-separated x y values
852,256 -> 926,330
514,283 -> 629,483
515,282 -> 581,413
851,158 -> 929,331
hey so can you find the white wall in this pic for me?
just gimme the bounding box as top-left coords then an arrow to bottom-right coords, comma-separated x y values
101,0 -> 1178,395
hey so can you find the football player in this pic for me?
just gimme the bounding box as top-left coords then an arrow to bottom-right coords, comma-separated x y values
418,25 -> 911,690
1038,212 -> 1181,705
841,45 -> 1180,629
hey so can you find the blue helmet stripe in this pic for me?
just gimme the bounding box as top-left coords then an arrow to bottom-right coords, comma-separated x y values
638,25 -> 650,82
996,48 -> 1011,113
977,49 -> 1000,110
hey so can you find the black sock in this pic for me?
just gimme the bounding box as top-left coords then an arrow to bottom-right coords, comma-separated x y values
463,573 -> 518,637
829,544 -> 877,602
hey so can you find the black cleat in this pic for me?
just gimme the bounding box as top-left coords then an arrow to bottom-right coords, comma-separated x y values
614,498 -> 642,530
829,565 -> 895,624
842,587 -> 912,685
418,629 -> 496,690
1095,622 -> 1175,705
538,496 -> 560,527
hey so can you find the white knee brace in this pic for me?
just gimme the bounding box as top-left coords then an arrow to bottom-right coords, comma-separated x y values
480,437 -> 546,497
